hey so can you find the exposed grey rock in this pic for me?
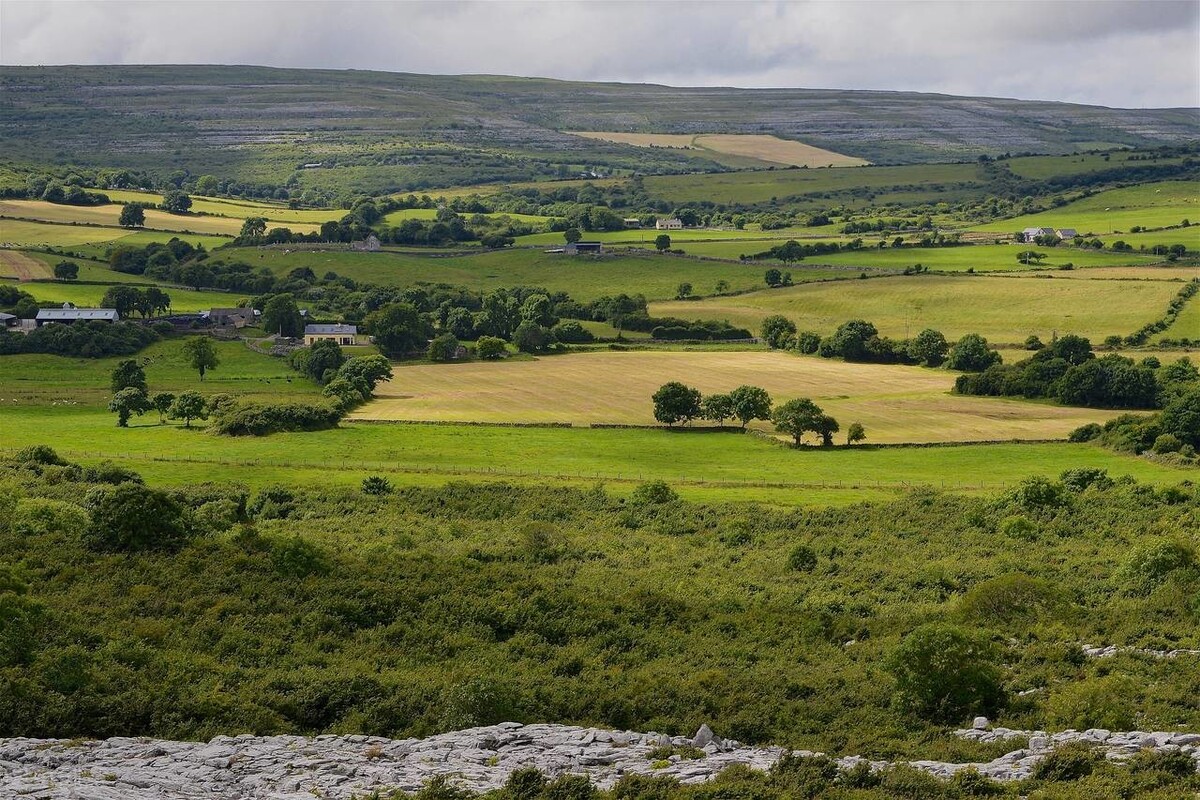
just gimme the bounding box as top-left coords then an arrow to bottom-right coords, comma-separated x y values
972,716 -> 989,730
0,723 -> 1196,799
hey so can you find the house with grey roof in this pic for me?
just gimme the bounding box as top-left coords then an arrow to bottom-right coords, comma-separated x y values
1022,227 -> 1055,243
304,323 -> 358,346
1056,228 -> 1079,240
35,307 -> 119,326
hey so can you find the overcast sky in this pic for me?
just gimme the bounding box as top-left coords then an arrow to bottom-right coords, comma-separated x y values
2,0 -> 1198,108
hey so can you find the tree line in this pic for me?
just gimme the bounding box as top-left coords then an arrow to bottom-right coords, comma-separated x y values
652,382 -> 865,446
761,316 -> 1001,371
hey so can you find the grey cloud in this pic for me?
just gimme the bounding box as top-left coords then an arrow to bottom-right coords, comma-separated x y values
1,0 -> 1196,108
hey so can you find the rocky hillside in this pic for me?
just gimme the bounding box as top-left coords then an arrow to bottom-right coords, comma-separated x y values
1,65 -> 1197,179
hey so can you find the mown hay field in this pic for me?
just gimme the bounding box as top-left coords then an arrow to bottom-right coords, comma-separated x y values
571,132 -> 868,168
0,404 -> 1186,506
0,250 -> 145,283
96,189 -> 342,224
651,274 -> 1181,343
354,350 -> 1129,444
0,200 -> 322,236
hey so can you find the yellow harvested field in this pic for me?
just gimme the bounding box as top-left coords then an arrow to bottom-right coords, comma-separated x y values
571,132 -> 868,167
1046,266 -> 1200,281
650,275 -> 1181,344
354,350 -> 1128,444
0,200 -> 320,236
0,249 -> 52,280
573,132 -> 700,148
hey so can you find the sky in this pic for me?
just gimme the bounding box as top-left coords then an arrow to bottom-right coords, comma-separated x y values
2,0 -> 1198,108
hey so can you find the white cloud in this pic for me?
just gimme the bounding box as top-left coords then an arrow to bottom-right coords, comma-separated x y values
1,0 -> 1196,107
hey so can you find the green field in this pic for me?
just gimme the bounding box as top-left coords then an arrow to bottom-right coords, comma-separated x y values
516,226 -> 843,246
1,404 -> 1188,506
642,162 -> 981,206
18,280 -> 247,312
973,181 -> 1200,234
0,199 -> 325,236
214,246 -> 825,300
1004,151 -> 1191,179
1,218 -> 231,251
96,188 -> 343,224
804,243 -> 1160,272
652,273 -> 1182,343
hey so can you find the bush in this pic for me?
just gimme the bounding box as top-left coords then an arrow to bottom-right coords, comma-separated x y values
84,483 -> 192,552
271,536 -> 330,578
428,333 -> 461,362
1047,676 -> 1136,731
1068,422 -> 1102,442
14,445 -> 67,467
1152,433 -> 1182,454
787,545 -> 818,572
209,401 -> 342,436
1032,742 -> 1100,782
476,336 -> 508,359
958,574 -> 1063,627
1119,539 -> 1195,595
552,321 -> 595,343
630,481 -> 678,506
886,623 -> 1003,722
362,476 -> 393,496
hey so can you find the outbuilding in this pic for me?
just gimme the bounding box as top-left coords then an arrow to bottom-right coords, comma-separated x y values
563,241 -> 603,255
34,307 -> 119,326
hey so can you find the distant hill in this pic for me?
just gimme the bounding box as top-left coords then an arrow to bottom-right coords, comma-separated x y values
1,65 -> 1197,190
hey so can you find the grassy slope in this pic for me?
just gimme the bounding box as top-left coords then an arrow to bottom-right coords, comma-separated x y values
973,181 -> 1200,234
802,244 -> 1159,272
356,350 -> 1130,444
212,246 -> 827,300
652,274 -> 1182,343
2,218 -> 231,250
18,281 -> 248,312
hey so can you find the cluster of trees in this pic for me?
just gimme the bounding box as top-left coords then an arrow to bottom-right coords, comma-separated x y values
955,336 -> 1198,410
652,382 -> 865,446
106,346 -> 218,428
99,285 -> 172,318
207,400 -> 343,436
0,321 -> 159,358
288,341 -> 394,411
1077,385 -> 1200,459
761,316 -> 1001,371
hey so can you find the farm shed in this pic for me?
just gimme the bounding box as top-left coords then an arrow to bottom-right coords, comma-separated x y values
34,307 -> 119,326
304,323 -> 358,346
564,242 -> 603,255
208,307 -> 256,328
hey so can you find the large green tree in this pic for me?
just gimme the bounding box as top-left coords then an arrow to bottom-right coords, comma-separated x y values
161,191 -> 192,214
368,302 -> 432,358
169,391 -> 208,428
118,203 -> 145,228
262,294 -> 304,338
886,624 -> 1004,722
108,388 -> 151,427
771,397 -> 826,446
652,382 -> 702,426
86,484 -> 191,552
181,336 -> 220,381
110,359 -> 147,393
728,385 -> 772,429
760,315 -> 797,350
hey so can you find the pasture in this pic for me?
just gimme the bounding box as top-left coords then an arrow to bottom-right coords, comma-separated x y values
571,132 -> 868,168
17,280 -> 248,312
804,243 -> 1160,271
650,273 -> 1182,343
356,349 -> 1131,444
971,181 -> 1200,234
516,226 -> 843,246
0,199 -> 322,236
96,189 -> 342,224
1155,292 -> 1200,342
216,246 -> 812,300
0,250 -> 146,284
0,404 -> 1187,506
1,218 -> 232,251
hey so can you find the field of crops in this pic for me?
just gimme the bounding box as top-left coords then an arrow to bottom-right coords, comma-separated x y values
355,350 -> 1130,443
651,273 -> 1182,343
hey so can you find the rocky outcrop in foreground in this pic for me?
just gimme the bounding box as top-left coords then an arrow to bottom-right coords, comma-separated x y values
2,722 -> 1197,799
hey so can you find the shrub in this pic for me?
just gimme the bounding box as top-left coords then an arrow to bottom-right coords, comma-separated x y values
503,767 -> 548,800
630,481 -> 678,506
1059,467 -> 1112,492
1068,422 -> 1102,442
14,445 -> 67,467
12,498 -> 90,538
84,483 -> 192,552
271,536 -> 330,578
1032,742 -> 1100,782
1119,539 -> 1195,595
958,574 -> 1063,627
1152,433 -> 1182,454
949,767 -> 1003,796
209,401 -> 342,436
1129,747 -> 1198,777
428,333 -> 460,362
787,545 -> 818,572
769,752 -> 837,795
476,336 -> 508,359
362,476 -> 393,496
1002,476 -> 1069,512
886,623 -> 1003,722
795,331 -> 821,354
1047,676 -> 1136,731
250,485 -> 296,520
552,321 -> 595,344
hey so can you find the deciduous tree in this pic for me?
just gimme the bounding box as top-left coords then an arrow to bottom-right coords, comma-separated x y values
181,336 -> 219,381
652,382 -> 702,426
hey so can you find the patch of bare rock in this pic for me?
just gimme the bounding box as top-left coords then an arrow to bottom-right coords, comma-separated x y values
0,721 -> 1196,799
